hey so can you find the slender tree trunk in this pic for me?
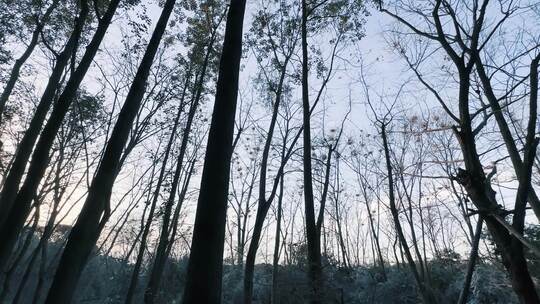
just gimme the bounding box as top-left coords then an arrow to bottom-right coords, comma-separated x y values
243,54 -> 290,304
8,204 -> 42,304
237,170 -> 256,267
244,207 -> 271,303
12,240 -> 40,304
363,189 -> 386,279
165,156 -> 197,258
398,173 -> 425,277
335,204 -> 350,268
44,1 -> 176,302
458,217 -> 483,304
391,235 -> 399,268
143,144 -> 186,303
332,158 -> 350,268
271,177 -> 284,304
13,143 -> 65,304
31,241 -> 48,304
380,123 -> 434,303
301,0 -> 323,302
236,211 -> 243,266
144,16 -> 223,301
181,0 -> 247,302
316,145 -> 333,236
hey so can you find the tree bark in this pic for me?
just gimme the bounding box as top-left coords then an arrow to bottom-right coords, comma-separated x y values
301,0 -> 323,302
452,59 -> 539,303
458,217 -> 483,304
181,0 -> 247,302
271,177 -> 284,304
143,14 -> 223,301
380,123 -> 434,304
243,54 -> 290,304
362,180 -> 386,279
144,92 -> 195,304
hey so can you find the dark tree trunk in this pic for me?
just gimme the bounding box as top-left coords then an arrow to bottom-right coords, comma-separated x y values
243,207 -> 271,303
181,0 -> 247,302
301,0 -> 323,302
429,3 -> 540,301
271,177 -> 284,304
380,123 -> 434,304
44,1 -> 176,302
143,94 -> 195,304
316,145 -> 333,236
0,212 -> 39,301
13,142 -> 65,304
452,66 -> 539,304
506,54 -> 540,304
143,17 -> 222,302
362,185 -> 386,279
165,156 -> 197,259
243,54 -> 289,304
458,217 -> 483,304
398,172 -> 426,277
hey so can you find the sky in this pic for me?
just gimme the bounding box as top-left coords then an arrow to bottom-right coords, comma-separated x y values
7,0 -> 539,264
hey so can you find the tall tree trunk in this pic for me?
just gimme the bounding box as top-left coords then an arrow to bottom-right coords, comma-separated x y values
143,101 -> 193,303
380,123 -> 434,304
0,0 -> 59,125
398,173 -> 426,277
0,0 -> 119,272
432,4 -> 539,301
335,202 -> 350,268
44,1 -> 176,302
458,217 -> 483,304
507,54 -> 540,304
143,16 -> 222,301
243,54 -> 289,304
0,212 -> 39,301
301,0 -> 323,302
362,185 -> 386,279
181,0 -> 247,302
165,155 -> 197,258
271,177 -> 284,304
